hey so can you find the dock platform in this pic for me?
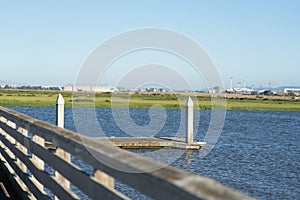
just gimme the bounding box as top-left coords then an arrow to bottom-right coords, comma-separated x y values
92,137 -> 206,150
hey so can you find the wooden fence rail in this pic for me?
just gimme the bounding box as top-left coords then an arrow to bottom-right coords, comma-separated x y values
0,106 -> 254,200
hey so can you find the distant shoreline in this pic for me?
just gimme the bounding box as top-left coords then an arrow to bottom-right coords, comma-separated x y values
0,89 -> 299,111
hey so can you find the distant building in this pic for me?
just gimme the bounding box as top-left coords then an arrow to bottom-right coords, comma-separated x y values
64,84 -> 112,92
117,87 -> 130,92
146,88 -> 158,92
225,87 -> 255,94
42,86 -> 62,91
284,88 -> 300,96
258,90 -> 272,96
158,88 -> 167,92
111,88 -> 119,92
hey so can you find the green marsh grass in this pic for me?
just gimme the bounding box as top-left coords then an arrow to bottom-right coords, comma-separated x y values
0,90 -> 299,111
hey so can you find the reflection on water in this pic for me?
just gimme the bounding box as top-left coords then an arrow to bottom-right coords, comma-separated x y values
8,107 -> 300,200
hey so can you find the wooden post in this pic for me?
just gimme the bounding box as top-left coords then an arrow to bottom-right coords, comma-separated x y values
16,127 -> 28,173
6,121 -> 16,159
94,170 -> 115,189
55,94 -> 70,200
54,148 -> 71,200
56,93 -> 65,128
185,96 -> 194,144
32,135 -> 45,192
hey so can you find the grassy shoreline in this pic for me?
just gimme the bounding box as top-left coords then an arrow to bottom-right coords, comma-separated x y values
0,89 -> 299,111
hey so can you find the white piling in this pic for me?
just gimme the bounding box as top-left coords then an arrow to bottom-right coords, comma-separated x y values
55,93 -> 70,200
185,96 -> 194,144
56,93 -> 65,128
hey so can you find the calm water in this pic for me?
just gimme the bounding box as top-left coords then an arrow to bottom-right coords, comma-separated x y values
8,107 -> 300,200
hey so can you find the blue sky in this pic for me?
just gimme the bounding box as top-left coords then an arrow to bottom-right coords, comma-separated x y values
0,1 -> 299,89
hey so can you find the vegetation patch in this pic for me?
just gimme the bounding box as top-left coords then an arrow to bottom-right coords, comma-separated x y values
0,90 -> 299,111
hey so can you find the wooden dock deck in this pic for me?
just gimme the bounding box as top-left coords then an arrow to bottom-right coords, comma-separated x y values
92,137 -> 206,150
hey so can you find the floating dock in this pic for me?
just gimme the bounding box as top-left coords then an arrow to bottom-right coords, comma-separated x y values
46,137 -> 206,150
91,137 -> 206,150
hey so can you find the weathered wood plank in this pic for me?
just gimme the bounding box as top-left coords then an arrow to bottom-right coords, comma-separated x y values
0,120 -> 129,200
16,127 -> 28,173
54,147 -> 70,200
0,132 -> 77,200
0,142 -> 49,200
0,157 -> 30,200
32,134 -> 45,193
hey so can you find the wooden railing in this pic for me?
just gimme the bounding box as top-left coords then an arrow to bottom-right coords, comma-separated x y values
0,106 -> 254,200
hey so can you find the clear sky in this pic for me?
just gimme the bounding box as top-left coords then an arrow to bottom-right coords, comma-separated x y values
0,0 -> 299,88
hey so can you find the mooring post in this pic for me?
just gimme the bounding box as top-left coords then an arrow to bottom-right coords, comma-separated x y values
186,96 -> 194,144
56,93 -> 64,128
55,93 -> 70,200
